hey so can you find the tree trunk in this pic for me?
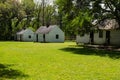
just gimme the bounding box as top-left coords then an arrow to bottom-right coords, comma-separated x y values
42,0 -> 45,26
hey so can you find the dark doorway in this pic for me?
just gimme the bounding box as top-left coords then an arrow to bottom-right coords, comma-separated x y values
43,34 -> 46,42
20,35 -> 22,41
36,34 -> 38,42
15,35 -> 17,41
106,31 -> 110,45
90,31 -> 94,44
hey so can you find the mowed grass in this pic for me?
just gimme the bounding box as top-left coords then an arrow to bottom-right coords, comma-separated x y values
0,42 -> 120,80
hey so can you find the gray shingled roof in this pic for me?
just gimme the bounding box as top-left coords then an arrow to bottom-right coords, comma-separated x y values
97,19 -> 119,30
36,25 -> 57,34
16,28 -> 33,34
16,29 -> 26,35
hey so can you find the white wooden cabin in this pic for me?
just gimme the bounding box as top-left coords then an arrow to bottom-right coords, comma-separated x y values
76,34 -> 90,44
35,25 -> 64,43
97,19 -> 120,46
76,19 -> 120,46
16,28 -> 36,42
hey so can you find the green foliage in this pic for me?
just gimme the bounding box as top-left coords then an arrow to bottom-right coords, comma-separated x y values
56,0 -> 120,36
55,0 -> 93,35
0,0 -> 35,40
0,0 -> 120,40
0,0 -> 59,40
91,0 -> 120,23
33,1 -> 58,28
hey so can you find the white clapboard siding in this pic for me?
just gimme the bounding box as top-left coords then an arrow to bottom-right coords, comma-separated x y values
17,29 -> 36,42
76,34 -> 90,44
36,25 -> 64,43
110,30 -> 120,46
94,31 -> 106,44
46,27 -> 64,42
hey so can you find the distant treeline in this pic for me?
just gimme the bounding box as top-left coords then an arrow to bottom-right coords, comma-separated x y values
0,0 -> 58,40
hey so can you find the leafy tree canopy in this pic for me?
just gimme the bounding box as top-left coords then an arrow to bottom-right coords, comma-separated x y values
55,0 -> 120,35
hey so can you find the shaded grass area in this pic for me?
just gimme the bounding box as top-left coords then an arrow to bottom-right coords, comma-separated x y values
60,45 -> 120,59
0,64 -> 28,79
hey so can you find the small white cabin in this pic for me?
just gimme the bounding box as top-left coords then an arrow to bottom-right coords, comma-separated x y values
35,25 -> 64,43
76,19 -> 120,46
96,19 -> 120,46
16,28 -> 36,42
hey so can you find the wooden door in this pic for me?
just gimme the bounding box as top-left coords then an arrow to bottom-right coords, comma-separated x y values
36,34 -> 38,42
106,31 -> 110,45
20,34 -> 22,41
43,34 -> 46,42
90,31 -> 94,44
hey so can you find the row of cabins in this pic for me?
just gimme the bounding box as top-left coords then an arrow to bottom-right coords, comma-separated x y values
16,25 -> 65,43
76,19 -> 120,46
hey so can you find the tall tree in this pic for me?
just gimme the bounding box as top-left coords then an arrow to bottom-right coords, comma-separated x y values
91,0 -> 120,25
55,0 -> 92,37
22,0 -> 35,28
0,0 -> 25,40
34,0 -> 57,27
55,0 -> 120,36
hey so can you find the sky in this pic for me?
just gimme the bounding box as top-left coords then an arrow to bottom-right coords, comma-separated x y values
34,0 -> 54,5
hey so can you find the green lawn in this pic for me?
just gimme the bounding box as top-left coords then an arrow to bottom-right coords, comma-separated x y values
0,42 -> 120,80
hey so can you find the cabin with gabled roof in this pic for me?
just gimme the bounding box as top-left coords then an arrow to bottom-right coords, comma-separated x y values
16,28 -> 36,42
76,19 -> 120,46
35,25 -> 64,43
96,19 -> 120,46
